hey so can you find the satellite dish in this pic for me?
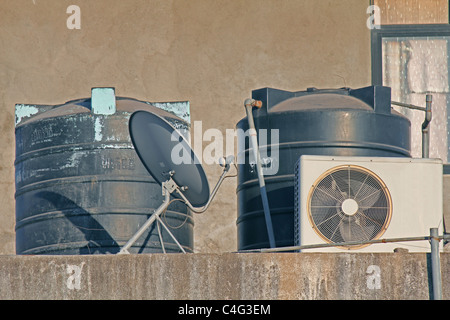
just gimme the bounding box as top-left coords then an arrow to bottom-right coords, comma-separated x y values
119,110 -> 234,254
129,110 -> 210,207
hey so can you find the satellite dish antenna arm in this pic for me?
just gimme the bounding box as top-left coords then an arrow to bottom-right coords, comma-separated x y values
175,156 -> 234,213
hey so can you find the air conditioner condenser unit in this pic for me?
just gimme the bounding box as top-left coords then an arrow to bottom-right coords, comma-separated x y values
294,155 -> 443,252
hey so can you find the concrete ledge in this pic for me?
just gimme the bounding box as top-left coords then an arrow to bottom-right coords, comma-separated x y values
0,253 -> 447,300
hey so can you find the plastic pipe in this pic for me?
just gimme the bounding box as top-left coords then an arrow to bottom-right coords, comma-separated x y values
422,94 -> 432,158
243,99 -> 276,248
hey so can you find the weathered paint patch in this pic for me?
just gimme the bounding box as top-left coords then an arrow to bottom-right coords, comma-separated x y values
94,117 -> 103,142
15,104 -> 40,127
152,101 -> 190,123
60,151 -> 85,169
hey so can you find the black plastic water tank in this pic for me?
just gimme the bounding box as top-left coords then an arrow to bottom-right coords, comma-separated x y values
15,88 -> 193,254
236,85 -> 411,250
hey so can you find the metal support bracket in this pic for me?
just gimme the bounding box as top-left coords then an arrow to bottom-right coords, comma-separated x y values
392,94 -> 432,158
118,159 -> 235,254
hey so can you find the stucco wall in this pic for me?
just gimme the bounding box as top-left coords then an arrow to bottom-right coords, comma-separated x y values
0,0 -> 372,254
0,252 -> 447,300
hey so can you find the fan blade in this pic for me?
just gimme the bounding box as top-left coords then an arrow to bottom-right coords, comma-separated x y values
308,166 -> 391,246
339,215 -> 375,242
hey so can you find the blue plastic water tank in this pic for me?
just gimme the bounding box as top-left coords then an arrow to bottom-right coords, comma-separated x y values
15,88 -> 193,254
236,85 -> 411,250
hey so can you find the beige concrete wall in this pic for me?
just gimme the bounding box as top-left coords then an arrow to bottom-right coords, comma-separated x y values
0,253 -> 447,300
0,0 -> 372,254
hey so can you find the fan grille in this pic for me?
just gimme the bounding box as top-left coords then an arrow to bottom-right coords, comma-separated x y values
307,165 -> 392,249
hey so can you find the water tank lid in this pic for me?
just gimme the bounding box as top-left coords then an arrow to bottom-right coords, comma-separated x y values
270,93 -> 373,113
91,87 -> 116,115
251,85 -> 392,115
15,91 -> 191,127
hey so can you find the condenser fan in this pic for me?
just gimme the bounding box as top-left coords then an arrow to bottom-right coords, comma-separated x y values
307,165 -> 392,249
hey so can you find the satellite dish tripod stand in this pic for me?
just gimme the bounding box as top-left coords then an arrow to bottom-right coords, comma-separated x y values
118,158 -> 234,254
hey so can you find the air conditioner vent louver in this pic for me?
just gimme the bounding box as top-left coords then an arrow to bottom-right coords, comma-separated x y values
308,165 -> 392,248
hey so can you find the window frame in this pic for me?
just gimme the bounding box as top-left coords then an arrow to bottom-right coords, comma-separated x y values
371,24 -> 450,85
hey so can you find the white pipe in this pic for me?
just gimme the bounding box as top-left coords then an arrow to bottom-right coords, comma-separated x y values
243,99 -> 276,248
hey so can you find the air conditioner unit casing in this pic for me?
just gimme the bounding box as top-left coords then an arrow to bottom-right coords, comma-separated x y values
294,155 -> 443,252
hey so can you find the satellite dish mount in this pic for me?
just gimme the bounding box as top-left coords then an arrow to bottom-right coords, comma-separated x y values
118,110 -> 234,254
